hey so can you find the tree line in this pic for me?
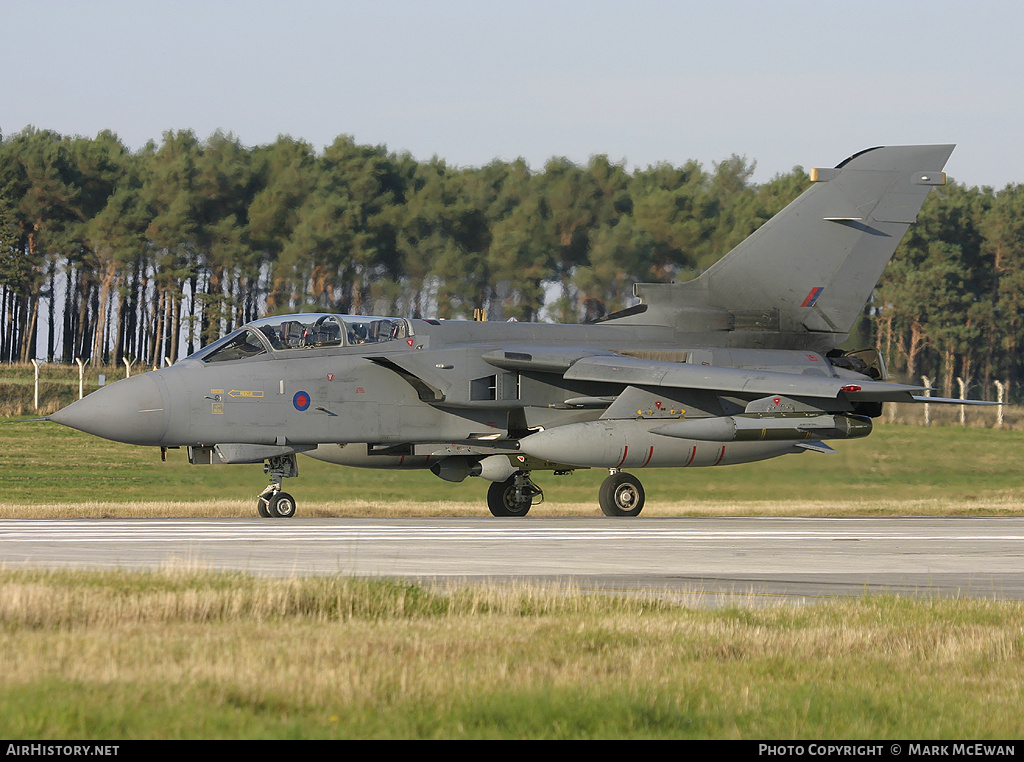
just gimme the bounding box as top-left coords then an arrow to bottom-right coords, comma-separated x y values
1,127 -> 1022,400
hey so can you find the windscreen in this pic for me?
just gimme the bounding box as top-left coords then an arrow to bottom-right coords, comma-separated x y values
196,314 -> 411,362
249,314 -> 409,349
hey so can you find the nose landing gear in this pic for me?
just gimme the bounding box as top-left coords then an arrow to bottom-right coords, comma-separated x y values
487,471 -> 543,517
257,454 -> 299,518
257,487 -> 297,518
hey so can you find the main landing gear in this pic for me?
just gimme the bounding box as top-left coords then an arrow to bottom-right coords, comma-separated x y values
599,470 -> 645,517
487,472 -> 544,517
257,454 -> 299,518
485,469 -> 646,517
253,455 -> 647,519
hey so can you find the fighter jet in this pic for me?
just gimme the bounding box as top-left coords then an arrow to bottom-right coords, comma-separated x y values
50,144 -> 979,518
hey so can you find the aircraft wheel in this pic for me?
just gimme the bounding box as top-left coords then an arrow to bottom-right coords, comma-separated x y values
487,476 -> 533,517
257,496 -> 272,518
599,472 -> 645,517
268,491 -> 297,518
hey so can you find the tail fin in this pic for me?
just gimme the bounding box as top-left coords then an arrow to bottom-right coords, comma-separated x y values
623,144 -> 955,346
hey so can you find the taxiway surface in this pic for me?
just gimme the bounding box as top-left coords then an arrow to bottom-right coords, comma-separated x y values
2,516 -> 1022,603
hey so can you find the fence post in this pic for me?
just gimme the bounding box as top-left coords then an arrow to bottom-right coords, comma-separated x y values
883,401 -> 894,423
956,377 -> 971,426
75,358 -> 89,400
994,380 -> 1007,428
31,359 -> 41,411
921,376 -> 932,427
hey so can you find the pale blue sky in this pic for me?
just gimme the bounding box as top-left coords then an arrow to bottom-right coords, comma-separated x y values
5,0 -> 1022,188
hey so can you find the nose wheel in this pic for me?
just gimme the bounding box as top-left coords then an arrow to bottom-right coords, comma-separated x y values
258,487 -> 297,518
257,454 -> 299,518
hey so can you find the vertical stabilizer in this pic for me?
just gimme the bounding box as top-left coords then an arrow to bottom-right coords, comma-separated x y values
625,144 -> 955,345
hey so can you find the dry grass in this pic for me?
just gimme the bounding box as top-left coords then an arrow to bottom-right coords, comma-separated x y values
0,567 -> 1022,738
3,495 -> 1024,520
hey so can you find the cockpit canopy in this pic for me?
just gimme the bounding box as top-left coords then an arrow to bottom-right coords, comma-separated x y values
196,314 -> 412,363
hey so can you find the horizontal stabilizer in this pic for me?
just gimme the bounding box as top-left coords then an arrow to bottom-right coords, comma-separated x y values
910,395 -> 1002,406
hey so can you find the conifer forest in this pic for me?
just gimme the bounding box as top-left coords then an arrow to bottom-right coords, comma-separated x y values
2,127 -> 1022,400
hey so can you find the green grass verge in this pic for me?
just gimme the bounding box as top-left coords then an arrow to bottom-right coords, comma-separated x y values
0,569 -> 1021,739
3,418 -> 1024,514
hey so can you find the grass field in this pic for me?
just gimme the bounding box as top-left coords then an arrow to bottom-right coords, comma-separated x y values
0,568 -> 1022,739
3,415 -> 1024,517
3,406 -> 1024,738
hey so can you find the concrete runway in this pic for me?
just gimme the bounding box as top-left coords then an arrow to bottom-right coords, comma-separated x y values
2,516 -> 1023,604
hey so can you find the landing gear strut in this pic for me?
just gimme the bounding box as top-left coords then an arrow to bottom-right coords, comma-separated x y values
487,471 -> 543,517
257,454 -> 299,518
599,471 -> 645,517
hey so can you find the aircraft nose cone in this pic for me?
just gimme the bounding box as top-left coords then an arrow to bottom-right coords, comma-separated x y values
50,373 -> 168,446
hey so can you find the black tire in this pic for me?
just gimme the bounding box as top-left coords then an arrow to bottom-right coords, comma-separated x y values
599,472 -> 645,517
257,496 -> 272,518
268,491 -> 297,518
487,477 -> 533,517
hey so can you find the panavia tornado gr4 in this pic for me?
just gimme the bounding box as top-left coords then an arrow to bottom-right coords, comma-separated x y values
51,144 -> 980,518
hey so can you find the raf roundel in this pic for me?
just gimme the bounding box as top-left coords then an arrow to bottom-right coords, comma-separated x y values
292,391 -> 311,411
